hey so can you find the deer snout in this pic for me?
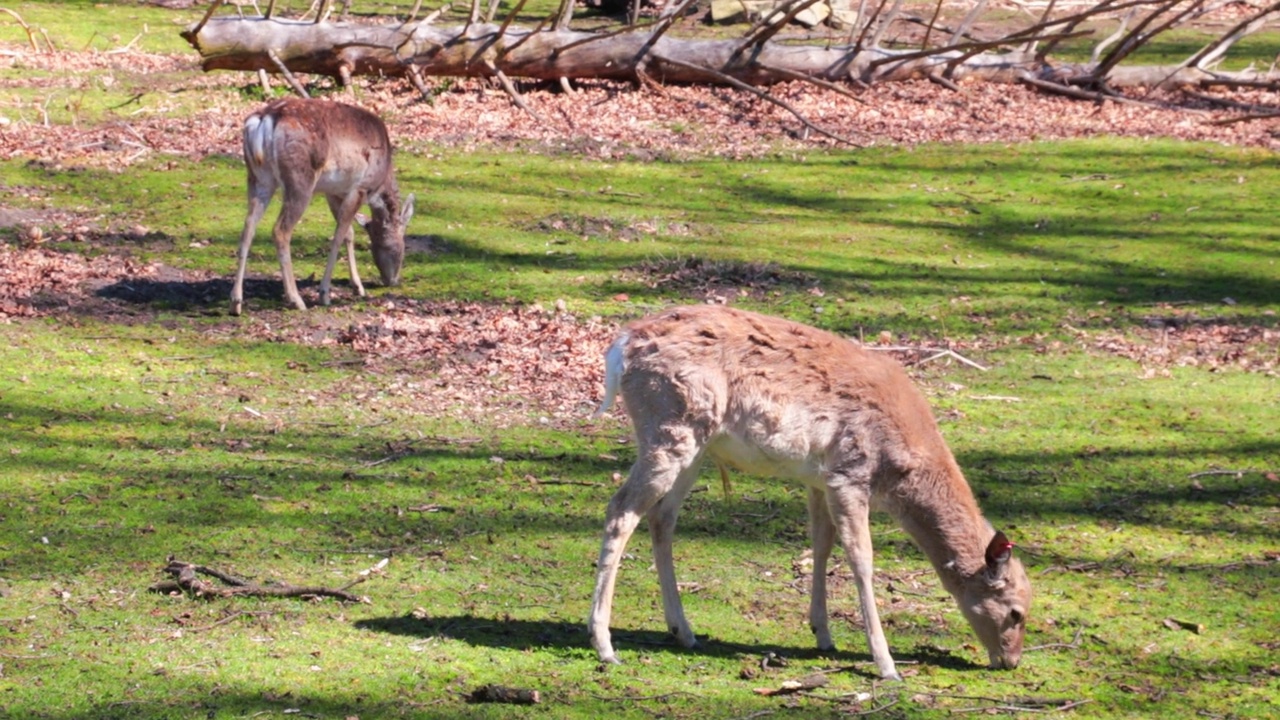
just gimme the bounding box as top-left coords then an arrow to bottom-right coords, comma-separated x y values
989,651 -> 1021,670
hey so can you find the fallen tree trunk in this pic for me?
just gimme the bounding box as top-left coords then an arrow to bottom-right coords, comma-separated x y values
182,14 -> 1280,91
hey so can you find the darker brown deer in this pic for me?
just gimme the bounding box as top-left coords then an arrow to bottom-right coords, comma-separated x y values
588,305 -> 1030,680
231,98 -> 415,315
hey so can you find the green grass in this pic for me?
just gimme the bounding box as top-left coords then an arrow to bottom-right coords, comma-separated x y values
1,138 -> 1278,719
0,2 -> 1278,718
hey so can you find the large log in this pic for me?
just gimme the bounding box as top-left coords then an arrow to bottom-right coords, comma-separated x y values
180,15 -> 1280,92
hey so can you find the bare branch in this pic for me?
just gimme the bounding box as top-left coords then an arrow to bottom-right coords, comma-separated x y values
852,0 -> 892,54
735,0 -> 827,62
498,16 -> 548,60
495,0 -> 531,46
947,0 -> 988,46
867,0 -> 905,50
267,48 -> 310,97
484,58 -> 542,121
554,0 -> 574,31
552,16 -> 667,59
1092,0 -> 1213,84
751,62 -> 868,102
920,0 -> 946,50
1022,0 -> 1057,53
634,0 -> 698,66
0,6 -> 42,51
187,0 -> 227,40
1183,1 -> 1280,71
1090,8 -> 1135,64
656,55 -> 865,146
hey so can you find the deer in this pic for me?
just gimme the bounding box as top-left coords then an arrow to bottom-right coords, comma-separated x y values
588,305 -> 1031,680
230,98 -> 415,316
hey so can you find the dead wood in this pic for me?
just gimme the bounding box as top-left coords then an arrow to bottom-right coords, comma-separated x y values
149,557 -> 374,602
181,11 -> 1280,93
468,684 -> 542,704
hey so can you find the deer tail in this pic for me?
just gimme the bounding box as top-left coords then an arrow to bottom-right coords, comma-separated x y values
593,330 -> 630,418
242,112 -> 273,169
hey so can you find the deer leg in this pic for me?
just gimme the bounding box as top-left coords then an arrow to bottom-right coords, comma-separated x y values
826,482 -> 901,681
322,194 -> 365,306
647,458 -> 705,649
271,201 -> 310,311
589,438 -> 702,664
231,178 -> 275,316
807,485 -> 838,652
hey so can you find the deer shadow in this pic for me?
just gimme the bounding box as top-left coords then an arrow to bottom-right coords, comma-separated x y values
353,614 -> 982,675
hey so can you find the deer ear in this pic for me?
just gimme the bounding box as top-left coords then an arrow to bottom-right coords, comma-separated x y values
401,193 -> 415,223
985,531 -> 1015,576
355,212 -> 370,229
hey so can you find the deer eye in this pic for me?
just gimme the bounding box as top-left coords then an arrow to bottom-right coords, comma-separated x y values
1009,609 -> 1025,625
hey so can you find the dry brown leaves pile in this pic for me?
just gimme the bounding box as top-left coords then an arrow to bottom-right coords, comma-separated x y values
1082,321 -> 1279,376
1,44 -> 1277,419
2,45 -> 1279,169
321,299 -> 617,423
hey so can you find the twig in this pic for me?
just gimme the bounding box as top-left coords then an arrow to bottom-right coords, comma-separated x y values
483,59 -> 542,122
866,345 -> 989,371
1207,110 -> 1280,125
339,557 -> 389,591
1025,625 -> 1084,652
266,49 -> 310,97
183,610 -> 274,632
632,0 -> 697,66
655,55 -> 863,147
0,7 -> 43,51
497,16 -> 546,60
552,18 -> 664,59
151,558 -> 367,602
187,0 -> 227,40
733,0 -> 828,64
1187,468 -> 1254,478
751,62 -> 867,103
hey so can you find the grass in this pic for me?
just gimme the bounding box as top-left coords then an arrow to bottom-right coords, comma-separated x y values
2,138 -> 1277,719
0,2 -> 1278,719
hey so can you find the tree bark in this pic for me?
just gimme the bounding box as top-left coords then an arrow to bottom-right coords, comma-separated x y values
181,14 -> 1280,92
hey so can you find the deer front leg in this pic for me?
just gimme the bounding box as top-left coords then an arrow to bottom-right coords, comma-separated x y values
322,194 -> 366,306
807,485 -> 837,652
827,483 -> 901,681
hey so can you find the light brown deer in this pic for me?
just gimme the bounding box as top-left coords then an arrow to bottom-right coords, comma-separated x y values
588,305 -> 1030,680
231,98 -> 415,315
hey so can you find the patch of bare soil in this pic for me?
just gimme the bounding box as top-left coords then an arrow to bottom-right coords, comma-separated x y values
620,256 -> 821,302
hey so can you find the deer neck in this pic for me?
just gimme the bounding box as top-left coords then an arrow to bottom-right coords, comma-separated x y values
886,462 -> 992,597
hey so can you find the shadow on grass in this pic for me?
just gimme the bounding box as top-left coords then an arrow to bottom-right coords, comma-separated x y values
353,614 -> 983,675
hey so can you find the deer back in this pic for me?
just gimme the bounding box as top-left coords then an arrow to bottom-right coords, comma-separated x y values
244,98 -> 397,203
613,305 -> 958,485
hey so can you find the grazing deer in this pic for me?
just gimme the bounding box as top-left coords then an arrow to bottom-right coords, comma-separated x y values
588,305 -> 1030,680
231,98 -> 415,315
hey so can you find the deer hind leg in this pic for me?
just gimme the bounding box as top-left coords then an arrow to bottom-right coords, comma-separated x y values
231,175 -> 276,316
807,485 -> 838,652
322,193 -> 366,306
647,456 -> 705,649
589,434 -> 703,664
826,481 -> 901,681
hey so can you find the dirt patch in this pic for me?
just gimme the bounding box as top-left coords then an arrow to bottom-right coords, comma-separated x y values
620,256 -> 821,302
